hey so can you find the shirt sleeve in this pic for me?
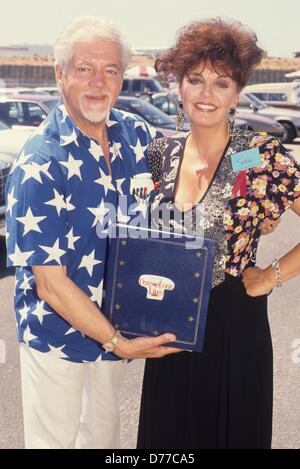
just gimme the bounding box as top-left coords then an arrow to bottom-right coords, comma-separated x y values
5,153 -> 69,267
263,138 -> 300,218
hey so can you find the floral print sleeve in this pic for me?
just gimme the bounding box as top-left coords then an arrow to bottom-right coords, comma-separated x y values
225,133 -> 300,278
249,136 -> 300,219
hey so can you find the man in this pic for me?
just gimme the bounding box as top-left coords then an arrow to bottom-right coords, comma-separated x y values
5,16 -> 177,449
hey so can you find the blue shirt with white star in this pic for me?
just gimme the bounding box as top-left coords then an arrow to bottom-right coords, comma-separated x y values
5,101 -> 159,362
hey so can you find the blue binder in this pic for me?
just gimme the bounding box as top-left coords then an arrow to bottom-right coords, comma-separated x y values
102,224 -> 216,352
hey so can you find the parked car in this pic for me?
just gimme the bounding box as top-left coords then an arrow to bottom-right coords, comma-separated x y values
0,87 -> 50,96
235,110 -> 284,138
114,96 -> 190,135
148,91 -> 284,138
34,86 -> 60,96
121,76 -> 166,97
238,92 -> 300,142
244,82 -> 300,111
0,119 -> 33,156
0,95 -> 58,128
0,152 -> 14,216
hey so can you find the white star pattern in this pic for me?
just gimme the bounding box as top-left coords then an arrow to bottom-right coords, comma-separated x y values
65,327 -> 85,338
58,104 -> 68,123
44,188 -> 66,215
94,168 -> 115,195
131,139 -> 148,163
60,128 -> 78,146
9,244 -> 35,266
88,280 -> 104,307
66,227 -> 81,250
60,153 -> 83,180
39,238 -> 66,265
87,200 -> 109,228
16,207 -> 46,236
6,187 -> 18,217
6,104 -> 158,363
78,250 -> 102,276
18,302 -> 30,324
134,120 -> 147,132
65,195 -> 75,212
115,178 -> 126,195
106,118 -> 119,128
19,273 -> 33,295
117,205 -> 131,224
21,161 -> 54,184
111,142 -> 123,163
23,324 -> 38,344
89,140 -> 103,162
132,195 -> 148,218
48,344 -> 69,359
32,301 -> 52,325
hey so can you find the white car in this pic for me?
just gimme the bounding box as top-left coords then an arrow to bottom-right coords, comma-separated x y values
0,120 -> 33,216
244,82 -> 300,111
0,120 -> 33,156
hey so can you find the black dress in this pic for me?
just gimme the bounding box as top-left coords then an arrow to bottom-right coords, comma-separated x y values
137,274 -> 272,449
137,131 -> 300,449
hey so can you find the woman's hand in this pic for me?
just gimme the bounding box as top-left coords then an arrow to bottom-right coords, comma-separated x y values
242,266 -> 275,297
261,218 -> 280,235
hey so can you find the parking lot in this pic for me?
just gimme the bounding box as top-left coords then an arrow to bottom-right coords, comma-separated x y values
0,141 -> 300,449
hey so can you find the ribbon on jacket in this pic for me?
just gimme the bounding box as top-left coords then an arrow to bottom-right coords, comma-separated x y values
232,170 -> 247,197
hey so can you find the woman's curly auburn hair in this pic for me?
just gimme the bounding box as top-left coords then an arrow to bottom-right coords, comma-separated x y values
155,18 -> 264,89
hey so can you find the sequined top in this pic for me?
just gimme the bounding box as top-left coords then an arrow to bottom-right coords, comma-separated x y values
148,130 -> 300,288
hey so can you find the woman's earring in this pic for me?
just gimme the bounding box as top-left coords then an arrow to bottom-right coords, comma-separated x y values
227,108 -> 236,135
175,100 -> 185,133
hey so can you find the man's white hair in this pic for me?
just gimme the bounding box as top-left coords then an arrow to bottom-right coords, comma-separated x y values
54,16 -> 132,72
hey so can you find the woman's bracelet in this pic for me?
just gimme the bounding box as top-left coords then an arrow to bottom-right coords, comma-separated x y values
271,258 -> 283,288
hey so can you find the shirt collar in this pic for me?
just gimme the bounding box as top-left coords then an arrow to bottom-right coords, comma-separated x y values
56,99 -> 123,147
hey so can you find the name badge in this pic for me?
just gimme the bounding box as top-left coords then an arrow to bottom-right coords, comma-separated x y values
130,173 -> 154,196
231,148 -> 261,173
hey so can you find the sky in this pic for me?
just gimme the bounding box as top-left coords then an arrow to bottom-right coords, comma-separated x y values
0,0 -> 299,58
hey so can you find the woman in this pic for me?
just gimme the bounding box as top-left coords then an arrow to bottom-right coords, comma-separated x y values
137,18 -> 300,449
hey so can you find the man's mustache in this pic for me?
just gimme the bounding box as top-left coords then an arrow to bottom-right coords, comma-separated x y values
80,91 -> 110,99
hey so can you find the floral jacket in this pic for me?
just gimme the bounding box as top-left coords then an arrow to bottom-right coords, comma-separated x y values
148,130 -> 300,287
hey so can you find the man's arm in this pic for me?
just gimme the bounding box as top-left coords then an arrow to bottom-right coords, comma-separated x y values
32,265 -> 179,359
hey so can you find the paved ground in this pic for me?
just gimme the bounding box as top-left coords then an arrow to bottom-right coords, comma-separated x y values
0,142 -> 300,449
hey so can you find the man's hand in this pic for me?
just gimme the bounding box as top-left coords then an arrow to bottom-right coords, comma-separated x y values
242,266 -> 275,297
114,333 -> 182,359
261,218 -> 280,235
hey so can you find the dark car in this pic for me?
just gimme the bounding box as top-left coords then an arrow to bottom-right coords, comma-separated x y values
0,95 -> 59,128
114,96 -> 190,135
149,91 -> 284,139
120,76 -> 165,98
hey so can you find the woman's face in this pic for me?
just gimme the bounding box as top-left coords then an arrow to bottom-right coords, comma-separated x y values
179,61 -> 240,130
